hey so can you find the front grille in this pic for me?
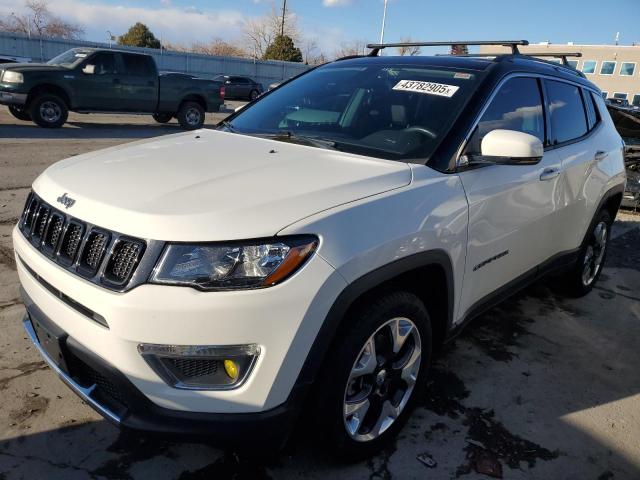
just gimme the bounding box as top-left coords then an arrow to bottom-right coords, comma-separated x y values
104,240 -> 145,286
19,193 -> 147,291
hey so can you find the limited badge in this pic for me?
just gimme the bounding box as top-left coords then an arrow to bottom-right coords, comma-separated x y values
392,80 -> 459,97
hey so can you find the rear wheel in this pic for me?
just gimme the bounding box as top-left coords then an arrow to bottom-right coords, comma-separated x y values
249,89 -> 259,101
29,94 -> 68,128
562,210 -> 611,297
313,291 -> 431,458
176,101 -> 205,130
8,105 -> 31,121
152,112 -> 173,124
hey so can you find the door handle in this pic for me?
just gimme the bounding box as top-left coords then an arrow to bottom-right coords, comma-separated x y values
595,151 -> 608,162
540,167 -> 560,181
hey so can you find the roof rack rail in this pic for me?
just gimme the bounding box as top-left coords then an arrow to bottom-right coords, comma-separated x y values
366,40 -> 529,56
521,52 -> 582,65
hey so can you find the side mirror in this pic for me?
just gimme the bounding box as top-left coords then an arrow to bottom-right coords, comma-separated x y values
479,129 -> 543,165
82,64 -> 95,75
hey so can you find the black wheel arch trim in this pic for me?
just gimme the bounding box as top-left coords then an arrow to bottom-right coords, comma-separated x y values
291,249 -> 454,391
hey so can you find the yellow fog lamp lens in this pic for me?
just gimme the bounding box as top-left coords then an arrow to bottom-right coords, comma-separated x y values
224,359 -> 239,380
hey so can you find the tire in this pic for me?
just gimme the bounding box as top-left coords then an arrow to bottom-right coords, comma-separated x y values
8,105 -> 31,121
152,112 -> 173,124
29,94 -> 68,128
249,89 -> 259,101
562,209 -> 612,297
176,101 -> 205,130
312,291 -> 432,459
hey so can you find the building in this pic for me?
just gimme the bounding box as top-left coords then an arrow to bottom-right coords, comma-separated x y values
480,43 -> 640,106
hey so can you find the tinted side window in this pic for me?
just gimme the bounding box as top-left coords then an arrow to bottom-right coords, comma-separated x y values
546,80 -> 588,144
122,54 -> 153,76
583,89 -> 599,130
464,77 -> 545,155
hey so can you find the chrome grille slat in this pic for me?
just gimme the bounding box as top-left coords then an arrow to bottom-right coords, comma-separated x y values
18,193 -> 147,291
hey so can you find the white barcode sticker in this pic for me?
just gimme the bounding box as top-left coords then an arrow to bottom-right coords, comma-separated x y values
392,80 -> 459,97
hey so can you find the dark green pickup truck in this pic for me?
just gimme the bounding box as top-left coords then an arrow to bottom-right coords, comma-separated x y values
0,47 -> 225,129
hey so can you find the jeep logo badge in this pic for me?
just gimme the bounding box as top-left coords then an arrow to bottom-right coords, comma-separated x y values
56,193 -> 76,209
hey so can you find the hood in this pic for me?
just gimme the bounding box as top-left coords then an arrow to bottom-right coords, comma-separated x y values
34,130 -> 412,241
2,63 -> 66,72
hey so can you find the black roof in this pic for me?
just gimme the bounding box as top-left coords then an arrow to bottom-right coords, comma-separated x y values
329,54 -> 599,92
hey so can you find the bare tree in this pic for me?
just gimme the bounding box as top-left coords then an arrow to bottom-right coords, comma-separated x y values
243,5 -> 299,59
396,37 -> 421,56
0,0 -> 83,39
191,38 -> 248,58
450,44 -> 469,55
334,40 -> 367,59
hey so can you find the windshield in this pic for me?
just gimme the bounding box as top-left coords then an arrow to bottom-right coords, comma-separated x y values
223,62 -> 481,161
46,49 -> 91,68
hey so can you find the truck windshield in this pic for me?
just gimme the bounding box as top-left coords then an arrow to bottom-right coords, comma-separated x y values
47,49 -> 92,68
223,62 -> 482,162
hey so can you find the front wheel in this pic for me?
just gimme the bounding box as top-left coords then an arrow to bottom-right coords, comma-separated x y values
29,94 -> 68,128
8,105 -> 31,121
313,291 -> 432,458
152,112 -> 173,124
249,89 -> 259,101
176,101 -> 205,130
562,210 -> 611,297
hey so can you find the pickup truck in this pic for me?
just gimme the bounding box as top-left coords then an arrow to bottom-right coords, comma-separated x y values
0,48 -> 224,129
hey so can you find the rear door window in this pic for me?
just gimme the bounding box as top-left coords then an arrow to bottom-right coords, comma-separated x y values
464,77 -> 545,155
545,80 -> 588,145
121,54 -> 153,76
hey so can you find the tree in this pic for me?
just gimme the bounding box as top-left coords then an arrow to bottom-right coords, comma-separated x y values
396,37 -> 421,56
450,44 -> 469,55
334,40 -> 367,59
118,22 -> 161,49
191,38 -> 248,58
0,0 -> 84,39
243,5 -> 299,59
263,35 -> 302,62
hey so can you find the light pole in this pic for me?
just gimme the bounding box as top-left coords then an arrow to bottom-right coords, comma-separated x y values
379,0 -> 388,44
106,30 -> 113,48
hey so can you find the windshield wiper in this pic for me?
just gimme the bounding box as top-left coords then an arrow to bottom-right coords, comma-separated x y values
253,131 -> 338,151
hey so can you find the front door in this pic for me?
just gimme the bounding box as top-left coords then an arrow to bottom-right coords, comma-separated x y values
457,76 -> 562,317
73,52 -> 121,110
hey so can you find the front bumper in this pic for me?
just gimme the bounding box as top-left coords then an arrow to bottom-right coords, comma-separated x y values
13,224 -> 347,418
0,90 -> 27,106
22,303 -> 301,446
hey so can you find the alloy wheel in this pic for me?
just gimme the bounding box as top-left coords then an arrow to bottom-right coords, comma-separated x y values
186,108 -> 201,126
40,101 -> 61,124
343,317 -> 421,442
582,220 -> 608,286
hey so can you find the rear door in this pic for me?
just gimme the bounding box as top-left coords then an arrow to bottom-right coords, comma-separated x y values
457,76 -> 562,316
73,52 -> 121,110
118,53 -> 157,112
547,81 -> 613,253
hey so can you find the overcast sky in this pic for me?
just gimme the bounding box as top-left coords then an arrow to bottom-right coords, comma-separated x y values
1,0 -> 639,55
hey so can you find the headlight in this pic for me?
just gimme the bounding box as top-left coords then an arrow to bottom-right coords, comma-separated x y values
150,236 -> 318,290
2,71 -> 24,83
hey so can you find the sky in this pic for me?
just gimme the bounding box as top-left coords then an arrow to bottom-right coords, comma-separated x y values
1,0 -> 639,56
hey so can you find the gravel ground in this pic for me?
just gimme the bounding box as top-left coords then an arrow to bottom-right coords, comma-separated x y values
0,105 -> 639,479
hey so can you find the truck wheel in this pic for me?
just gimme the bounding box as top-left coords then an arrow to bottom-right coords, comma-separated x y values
8,105 -> 31,121
152,113 -> 173,124
249,89 -> 259,101
561,210 -> 612,297
29,94 -> 68,128
312,291 -> 432,458
177,102 -> 205,130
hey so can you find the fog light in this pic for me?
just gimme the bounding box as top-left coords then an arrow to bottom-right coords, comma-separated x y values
224,359 -> 239,380
138,343 -> 259,390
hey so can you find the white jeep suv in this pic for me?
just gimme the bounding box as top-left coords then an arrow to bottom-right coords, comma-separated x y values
14,41 -> 626,456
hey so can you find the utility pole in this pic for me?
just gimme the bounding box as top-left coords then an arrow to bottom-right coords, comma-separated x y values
379,0 -> 388,44
280,0 -> 287,61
